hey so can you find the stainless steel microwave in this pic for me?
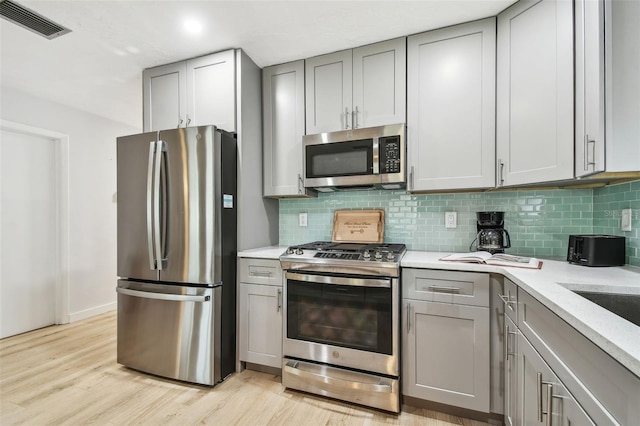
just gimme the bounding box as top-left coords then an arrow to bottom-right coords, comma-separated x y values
303,123 -> 406,191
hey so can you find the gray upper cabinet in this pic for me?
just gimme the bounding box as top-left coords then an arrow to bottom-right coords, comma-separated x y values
305,38 -> 406,134
496,0 -> 574,187
143,62 -> 186,132
575,0 -> 640,178
407,18 -> 496,192
143,49 -> 236,132
263,60 -> 315,198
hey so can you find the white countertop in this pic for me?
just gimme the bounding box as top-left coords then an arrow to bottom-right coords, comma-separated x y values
237,246 -> 287,259
403,251 -> 640,377
237,246 -> 640,377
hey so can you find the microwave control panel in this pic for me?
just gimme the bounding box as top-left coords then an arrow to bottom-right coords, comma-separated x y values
379,136 -> 402,174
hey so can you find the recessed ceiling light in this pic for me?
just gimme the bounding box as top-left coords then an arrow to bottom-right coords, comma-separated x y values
183,18 -> 203,35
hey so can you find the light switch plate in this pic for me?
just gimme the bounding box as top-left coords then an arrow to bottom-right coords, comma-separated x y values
445,211 -> 457,228
299,212 -> 308,227
621,208 -> 632,231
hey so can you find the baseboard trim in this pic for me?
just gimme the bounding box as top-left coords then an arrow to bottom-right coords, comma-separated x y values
68,302 -> 116,323
402,396 -> 504,424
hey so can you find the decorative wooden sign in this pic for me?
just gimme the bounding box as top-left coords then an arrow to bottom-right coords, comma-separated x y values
332,209 -> 385,243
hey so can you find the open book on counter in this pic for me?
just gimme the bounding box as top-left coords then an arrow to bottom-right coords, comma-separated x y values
439,251 -> 543,269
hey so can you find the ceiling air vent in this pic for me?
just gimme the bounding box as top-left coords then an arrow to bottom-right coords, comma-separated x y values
0,0 -> 71,39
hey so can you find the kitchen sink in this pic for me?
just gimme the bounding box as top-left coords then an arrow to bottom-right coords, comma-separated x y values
572,291 -> 640,327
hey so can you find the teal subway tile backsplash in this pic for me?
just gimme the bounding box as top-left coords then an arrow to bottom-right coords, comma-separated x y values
593,180 -> 640,267
279,180 -> 640,266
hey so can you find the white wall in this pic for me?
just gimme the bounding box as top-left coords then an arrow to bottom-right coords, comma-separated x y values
1,86 -> 141,322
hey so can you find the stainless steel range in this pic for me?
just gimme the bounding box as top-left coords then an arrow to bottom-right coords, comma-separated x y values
280,241 -> 406,413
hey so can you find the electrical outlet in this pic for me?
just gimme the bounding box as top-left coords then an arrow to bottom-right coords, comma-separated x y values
445,211 -> 457,228
299,212 -> 308,227
621,208 -> 632,232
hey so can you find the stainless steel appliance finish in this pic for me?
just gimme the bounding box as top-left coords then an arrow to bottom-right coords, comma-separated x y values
280,241 -> 405,412
280,241 -> 405,277
116,280 -> 222,385
282,359 -> 400,412
303,123 -> 405,191
116,125 -> 237,386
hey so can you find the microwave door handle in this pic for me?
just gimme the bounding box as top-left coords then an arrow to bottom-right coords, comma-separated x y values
372,139 -> 379,174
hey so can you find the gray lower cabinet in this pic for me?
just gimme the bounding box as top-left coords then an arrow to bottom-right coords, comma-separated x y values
238,258 -> 283,369
402,269 -> 490,413
504,315 -> 518,426
519,333 -> 594,425
504,288 -> 640,425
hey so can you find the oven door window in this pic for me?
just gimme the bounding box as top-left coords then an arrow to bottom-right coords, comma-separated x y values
305,139 -> 374,178
286,279 -> 392,355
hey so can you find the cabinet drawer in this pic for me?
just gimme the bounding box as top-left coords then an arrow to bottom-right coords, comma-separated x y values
518,290 -> 640,425
402,269 -> 489,307
238,258 -> 282,286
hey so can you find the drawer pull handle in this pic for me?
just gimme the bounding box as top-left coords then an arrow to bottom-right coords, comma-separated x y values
428,285 -> 461,294
537,373 -> 560,425
250,271 -> 273,277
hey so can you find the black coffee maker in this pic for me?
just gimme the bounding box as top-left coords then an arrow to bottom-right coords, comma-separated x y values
471,211 -> 511,253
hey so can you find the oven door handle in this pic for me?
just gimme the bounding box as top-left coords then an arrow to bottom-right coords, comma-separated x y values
285,272 -> 391,288
284,360 -> 394,393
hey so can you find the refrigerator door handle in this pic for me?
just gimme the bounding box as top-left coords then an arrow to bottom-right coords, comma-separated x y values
153,140 -> 164,270
146,141 -> 157,270
117,287 -> 210,303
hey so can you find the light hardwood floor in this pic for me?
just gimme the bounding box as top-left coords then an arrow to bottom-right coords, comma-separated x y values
1,311 -> 490,425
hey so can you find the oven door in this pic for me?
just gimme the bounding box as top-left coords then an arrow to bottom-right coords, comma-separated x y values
283,272 -> 399,376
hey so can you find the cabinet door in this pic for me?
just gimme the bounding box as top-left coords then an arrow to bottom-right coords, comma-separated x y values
305,50 -> 352,134
239,283 -> 282,368
575,0 -> 605,177
504,316 -> 519,426
186,50 -> 236,132
604,0 -> 640,172
352,38 -> 406,129
403,299 -> 490,412
519,334 -> 595,426
496,0 -> 574,186
263,60 -> 311,197
407,18 -> 496,191
143,62 -> 186,132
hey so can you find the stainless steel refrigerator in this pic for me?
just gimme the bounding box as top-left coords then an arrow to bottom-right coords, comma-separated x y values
116,125 -> 237,386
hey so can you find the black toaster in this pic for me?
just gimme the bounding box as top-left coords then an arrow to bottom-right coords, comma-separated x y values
567,235 -> 625,266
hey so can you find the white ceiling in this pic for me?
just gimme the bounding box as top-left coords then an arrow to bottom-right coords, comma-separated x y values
0,0 -> 516,129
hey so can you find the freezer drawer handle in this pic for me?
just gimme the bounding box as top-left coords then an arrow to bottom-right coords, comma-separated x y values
284,360 -> 393,393
116,287 -> 210,303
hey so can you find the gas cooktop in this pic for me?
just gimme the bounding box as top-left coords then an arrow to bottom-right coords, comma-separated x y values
280,241 -> 406,277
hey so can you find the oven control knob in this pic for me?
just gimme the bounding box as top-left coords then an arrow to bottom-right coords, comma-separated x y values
386,252 -> 395,261
374,251 -> 383,260
286,247 -> 295,255
295,248 -> 304,255
363,250 -> 371,259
